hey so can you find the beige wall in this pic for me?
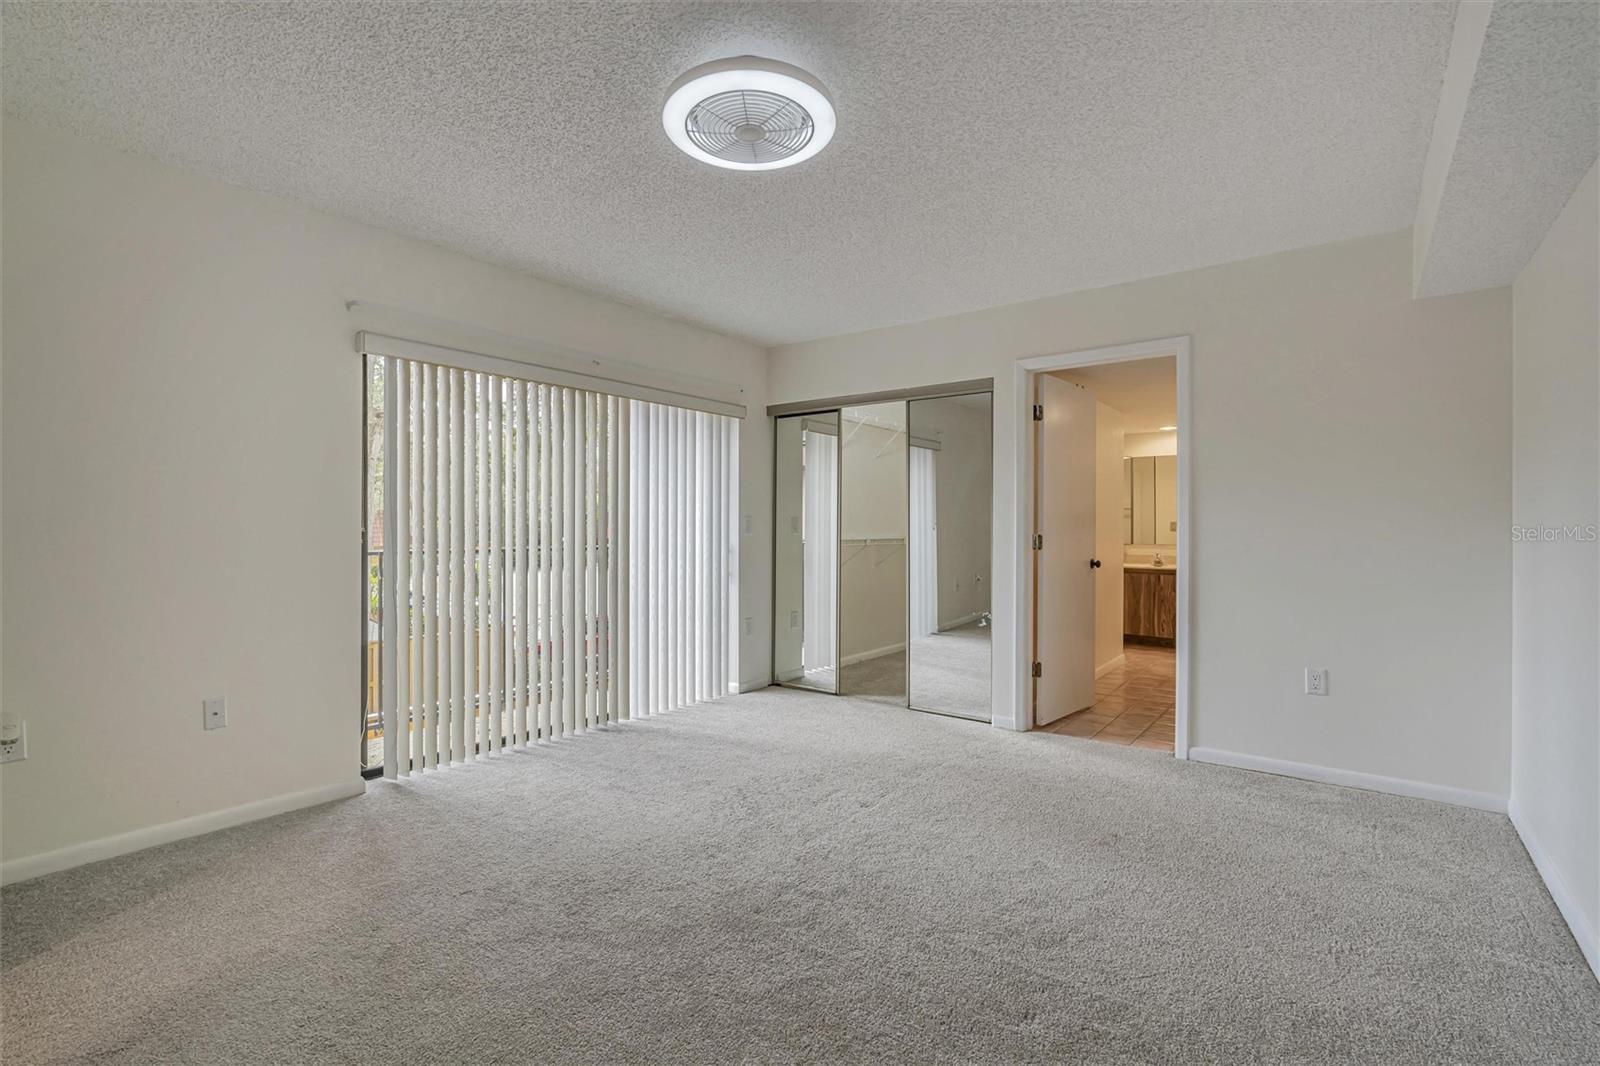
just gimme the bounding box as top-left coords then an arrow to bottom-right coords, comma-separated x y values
0,119 -> 770,869
839,548 -> 907,664
770,229 -> 1512,802
1509,161 -> 1598,971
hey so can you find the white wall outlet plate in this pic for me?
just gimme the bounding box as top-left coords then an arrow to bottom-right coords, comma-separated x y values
1305,668 -> 1328,696
0,715 -> 27,764
203,696 -> 228,730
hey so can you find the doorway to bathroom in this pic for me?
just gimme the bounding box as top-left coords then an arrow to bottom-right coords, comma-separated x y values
1018,338 -> 1190,756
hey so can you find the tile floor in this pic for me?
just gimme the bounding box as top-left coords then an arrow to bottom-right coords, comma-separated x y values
1041,643 -> 1175,751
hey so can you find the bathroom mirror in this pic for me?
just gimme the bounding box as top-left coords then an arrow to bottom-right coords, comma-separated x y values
1124,455 -> 1177,546
773,411 -> 838,691
906,393 -> 992,720
838,401 -> 908,706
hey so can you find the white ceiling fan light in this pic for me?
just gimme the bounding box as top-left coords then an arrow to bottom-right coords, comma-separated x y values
662,56 -> 836,171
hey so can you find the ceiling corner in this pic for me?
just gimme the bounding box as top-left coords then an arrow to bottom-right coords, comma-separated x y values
1412,0 -> 1600,299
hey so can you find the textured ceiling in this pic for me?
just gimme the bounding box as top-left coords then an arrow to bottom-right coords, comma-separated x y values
2,2 -> 1457,345
1414,0 -> 1600,297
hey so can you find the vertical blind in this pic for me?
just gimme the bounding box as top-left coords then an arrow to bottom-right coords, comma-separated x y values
374,355 -> 739,779
908,445 -> 938,637
801,427 -> 838,677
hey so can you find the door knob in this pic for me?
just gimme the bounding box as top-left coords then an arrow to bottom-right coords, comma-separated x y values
1089,558 -> 1102,569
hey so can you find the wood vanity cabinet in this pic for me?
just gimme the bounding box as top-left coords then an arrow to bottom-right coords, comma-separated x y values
1124,568 -> 1176,643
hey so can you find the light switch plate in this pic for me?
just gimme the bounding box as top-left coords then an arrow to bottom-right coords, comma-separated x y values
203,697 -> 228,730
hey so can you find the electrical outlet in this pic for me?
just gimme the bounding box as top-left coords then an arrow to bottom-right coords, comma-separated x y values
789,610 -> 800,629
1304,668 -> 1328,696
744,616 -> 753,636
203,696 -> 228,730
0,714 -> 27,764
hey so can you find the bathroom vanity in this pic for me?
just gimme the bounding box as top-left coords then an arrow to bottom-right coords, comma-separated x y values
1124,564 -> 1176,643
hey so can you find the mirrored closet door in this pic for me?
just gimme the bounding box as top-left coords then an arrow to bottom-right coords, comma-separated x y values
839,402 -> 909,706
772,390 -> 992,722
905,394 -> 993,720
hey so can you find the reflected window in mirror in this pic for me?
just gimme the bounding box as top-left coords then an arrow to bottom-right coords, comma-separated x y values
774,411 -> 839,692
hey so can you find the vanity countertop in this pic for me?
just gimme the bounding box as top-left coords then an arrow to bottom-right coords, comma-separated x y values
1123,563 -> 1177,574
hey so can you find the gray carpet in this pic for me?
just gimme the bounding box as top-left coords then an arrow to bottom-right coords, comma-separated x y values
3,688 -> 1597,1065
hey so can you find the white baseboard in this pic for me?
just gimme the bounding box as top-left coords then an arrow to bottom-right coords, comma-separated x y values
1095,654 -> 1126,679
841,642 -> 906,667
1509,797 -> 1600,983
0,779 -> 367,887
1187,747 -> 1506,813
938,612 -> 983,631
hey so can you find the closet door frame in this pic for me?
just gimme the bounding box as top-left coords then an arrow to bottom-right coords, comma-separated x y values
768,378 -> 994,719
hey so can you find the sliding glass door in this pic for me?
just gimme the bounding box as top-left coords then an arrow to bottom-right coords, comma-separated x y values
362,353 -> 740,777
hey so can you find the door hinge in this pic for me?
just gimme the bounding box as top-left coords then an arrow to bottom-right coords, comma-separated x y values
1032,403 -> 1044,421
1032,533 -> 1044,550
1031,661 -> 1043,678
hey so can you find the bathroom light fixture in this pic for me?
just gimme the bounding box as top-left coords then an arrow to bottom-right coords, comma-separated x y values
1159,425 -> 1177,431
662,56 -> 836,171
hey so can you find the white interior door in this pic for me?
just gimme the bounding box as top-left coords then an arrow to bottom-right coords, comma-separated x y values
1033,374 -> 1096,725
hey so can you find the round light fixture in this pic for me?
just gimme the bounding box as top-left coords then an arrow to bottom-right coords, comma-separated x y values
662,56 -> 836,171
